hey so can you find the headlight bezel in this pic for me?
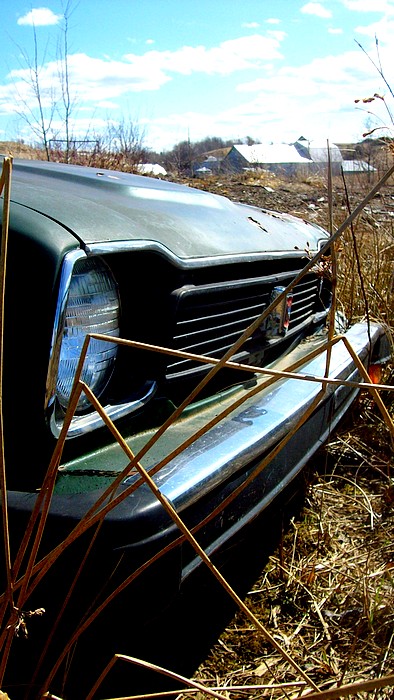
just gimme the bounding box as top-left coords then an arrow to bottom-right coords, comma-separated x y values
46,250 -> 157,439
55,254 -> 120,413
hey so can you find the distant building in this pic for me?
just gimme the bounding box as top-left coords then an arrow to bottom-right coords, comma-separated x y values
194,148 -> 232,175
223,143 -> 312,175
293,137 -> 343,174
194,166 -> 213,177
340,159 -> 376,174
194,138 -> 378,178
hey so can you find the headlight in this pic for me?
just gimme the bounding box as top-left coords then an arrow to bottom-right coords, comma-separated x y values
56,256 -> 120,412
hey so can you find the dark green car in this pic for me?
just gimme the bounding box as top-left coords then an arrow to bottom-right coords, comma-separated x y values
0,159 -> 388,698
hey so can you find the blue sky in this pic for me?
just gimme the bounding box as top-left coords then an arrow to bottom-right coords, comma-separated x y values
0,0 -> 393,151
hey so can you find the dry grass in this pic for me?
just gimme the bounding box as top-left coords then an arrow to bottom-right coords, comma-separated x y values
0,153 -> 393,698
335,200 -> 394,330
172,169 -> 394,700
182,387 -> 393,700
0,142 -> 42,160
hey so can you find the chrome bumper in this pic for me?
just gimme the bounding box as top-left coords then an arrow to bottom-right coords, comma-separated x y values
148,323 -> 383,512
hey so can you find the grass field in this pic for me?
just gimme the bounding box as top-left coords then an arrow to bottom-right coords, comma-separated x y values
178,166 -> 394,699
0,153 -> 393,699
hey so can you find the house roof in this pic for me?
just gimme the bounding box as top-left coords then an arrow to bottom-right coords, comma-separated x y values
232,143 -> 312,165
294,139 -> 343,163
200,147 -> 232,160
341,160 -> 376,173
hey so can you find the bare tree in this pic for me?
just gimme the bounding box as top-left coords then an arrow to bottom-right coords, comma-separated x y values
11,1 -> 79,161
12,24 -> 58,160
10,1 -> 147,169
105,118 -> 148,170
56,1 -> 78,162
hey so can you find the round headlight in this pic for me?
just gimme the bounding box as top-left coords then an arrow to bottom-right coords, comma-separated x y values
56,256 -> 120,412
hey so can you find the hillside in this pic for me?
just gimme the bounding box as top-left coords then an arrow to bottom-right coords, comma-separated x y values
0,141 -> 43,159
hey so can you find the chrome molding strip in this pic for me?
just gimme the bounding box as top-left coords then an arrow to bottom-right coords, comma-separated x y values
45,249 -> 87,411
46,248 -> 157,438
181,368 -> 360,582
51,380 -> 157,439
85,240 -> 328,269
134,323 -> 381,513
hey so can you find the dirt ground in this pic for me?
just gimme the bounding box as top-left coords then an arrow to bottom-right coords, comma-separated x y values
176,170 -> 394,699
1,147 -> 393,698
3,141 -> 393,229
186,169 -> 394,232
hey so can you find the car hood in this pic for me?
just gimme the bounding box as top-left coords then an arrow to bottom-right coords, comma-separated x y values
11,160 -> 329,260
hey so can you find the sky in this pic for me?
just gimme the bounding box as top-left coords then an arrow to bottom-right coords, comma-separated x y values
0,0 -> 393,152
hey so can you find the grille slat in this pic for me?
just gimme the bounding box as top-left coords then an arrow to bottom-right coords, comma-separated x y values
288,279 -> 319,329
166,272 -> 325,378
174,314 -> 263,344
175,301 -> 268,336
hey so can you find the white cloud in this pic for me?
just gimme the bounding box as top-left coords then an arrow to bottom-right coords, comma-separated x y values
328,27 -> 344,34
49,114 -> 110,137
341,0 -> 394,45
4,33 -> 285,116
3,22 -> 389,151
8,52 -> 172,99
267,30 -> 287,41
343,0 -> 394,47
242,22 -> 260,28
238,50 -> 378,93
17,7 -> 63,26
124,35 -> 284,77
230,48 -> 389,145
96,100 -> 120,109
146,39 -> 155,45
355,17 -> 394,45
145,88 -> 365,152
300,3 -> 332,18
265,18 -> 281,24
341,0 -> 394,11
0,92 -> 21,116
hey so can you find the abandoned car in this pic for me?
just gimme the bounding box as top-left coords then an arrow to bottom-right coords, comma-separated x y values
0,158 -> 388,697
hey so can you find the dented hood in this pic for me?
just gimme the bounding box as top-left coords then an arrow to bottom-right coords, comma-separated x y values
10,160 -> 329,260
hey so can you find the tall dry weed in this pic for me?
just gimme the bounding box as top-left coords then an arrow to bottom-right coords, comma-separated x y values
0,142 -> 393,698
336,183 -> 394,332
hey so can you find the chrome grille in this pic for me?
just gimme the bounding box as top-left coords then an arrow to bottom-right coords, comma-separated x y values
166,272 -> 322,378
288,277 -> 320,329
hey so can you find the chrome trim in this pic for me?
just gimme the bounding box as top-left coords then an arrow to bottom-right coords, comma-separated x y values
123,323 -> 381,512
51,380 -> 157,439
312,310 -> 330,324
181,363 -> 360,582
85,240 -> 327,269
47,249 -> 157,438
45,249 -> 87,410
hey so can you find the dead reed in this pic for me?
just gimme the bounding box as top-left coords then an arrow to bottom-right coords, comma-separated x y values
188,386 -> 393,699
0,154 -> 393,698
175,168 -> 394,700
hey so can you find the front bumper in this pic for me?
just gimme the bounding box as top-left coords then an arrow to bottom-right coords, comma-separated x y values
7,322 -> 388,562
4,322 -> 389,700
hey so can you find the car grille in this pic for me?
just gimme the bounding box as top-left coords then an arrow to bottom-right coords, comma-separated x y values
166,272 -> 322,378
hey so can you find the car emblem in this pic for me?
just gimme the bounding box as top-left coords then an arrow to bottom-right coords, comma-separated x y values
264,286 -> 293,337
